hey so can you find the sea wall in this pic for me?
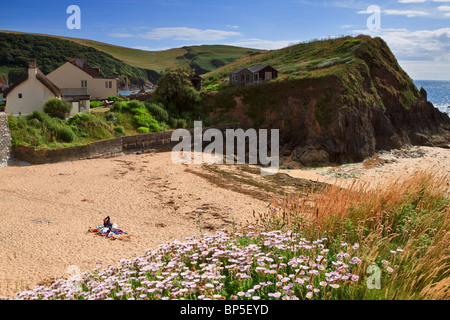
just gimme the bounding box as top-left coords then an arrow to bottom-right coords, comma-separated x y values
11,124 -> 239,165
0,112 -> 12,167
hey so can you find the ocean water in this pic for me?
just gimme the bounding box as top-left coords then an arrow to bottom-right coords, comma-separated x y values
118,90 -> 152,96
414,80 -> 450,116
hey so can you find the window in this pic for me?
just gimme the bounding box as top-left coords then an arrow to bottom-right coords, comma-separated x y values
245,75 -> 250,82
105,81 -> 113,89
265,71 -> 272,80
18,93 -> 23,99
254,74 -> 259,82
241,75 -> 245,82
81,80 -> 87,88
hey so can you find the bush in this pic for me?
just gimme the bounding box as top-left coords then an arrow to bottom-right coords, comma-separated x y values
90,101 -> 104,108
105,112 -> 118,125
113,126 -> 125,136
7,115 -> 18,130
123,100 -> 145,113
0,102 -> 5,112
111,101 -> 123,112
137,127 -> 149,134
146,103 -> 169,123
68,113 -> 96,126
44,98 -> 71,119
170,118 -> 187,129
57,127 -> 76,143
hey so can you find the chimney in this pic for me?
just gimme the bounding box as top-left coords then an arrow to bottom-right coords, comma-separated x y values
28,60 -> 37,77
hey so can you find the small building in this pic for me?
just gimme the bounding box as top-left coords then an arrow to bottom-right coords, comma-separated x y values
3,60 -> 91,116
46,57 -> 118,100
229,65 -> 278,86
229,68 -> 254,86
248,65 -> 278,85
61,88 -> 91,116
189,74 -> 203,91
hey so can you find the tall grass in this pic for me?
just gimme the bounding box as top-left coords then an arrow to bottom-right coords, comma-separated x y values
255,170 -> 450,299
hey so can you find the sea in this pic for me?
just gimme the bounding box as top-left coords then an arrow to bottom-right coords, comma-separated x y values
414,80 -> 450,116
118,89 -> 152,96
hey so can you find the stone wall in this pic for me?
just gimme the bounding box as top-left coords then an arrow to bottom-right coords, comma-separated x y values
11,124 -> 239,165
0,112 -> 12,167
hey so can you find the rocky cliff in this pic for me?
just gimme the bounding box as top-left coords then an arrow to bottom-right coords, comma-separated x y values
203,35 -> 450,165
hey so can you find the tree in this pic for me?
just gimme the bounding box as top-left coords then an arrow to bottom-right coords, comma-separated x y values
154,66 -> 200,116
44,98 -> 72,119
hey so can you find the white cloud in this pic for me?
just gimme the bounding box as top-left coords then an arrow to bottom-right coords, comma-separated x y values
225,38 -> 303,50
398,0 -> 426,3
384,9 -> 429,17
351,27 -> 450,79
110,27 -> 241,41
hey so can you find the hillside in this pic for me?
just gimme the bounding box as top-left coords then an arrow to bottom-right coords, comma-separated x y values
202,35 -> 450,165
0,30 -> 260,76
0,32 -> 162,87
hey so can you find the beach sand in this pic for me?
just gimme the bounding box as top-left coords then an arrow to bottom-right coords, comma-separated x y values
0,146 -> 449,297
0,152 -> 268,297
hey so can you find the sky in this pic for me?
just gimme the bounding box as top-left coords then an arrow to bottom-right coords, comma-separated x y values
0,0 -> 449,80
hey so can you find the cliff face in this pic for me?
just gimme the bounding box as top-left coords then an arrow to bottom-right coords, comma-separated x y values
204,36 -> 450,165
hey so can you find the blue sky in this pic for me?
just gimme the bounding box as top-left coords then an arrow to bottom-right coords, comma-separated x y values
1,0 -> 449,80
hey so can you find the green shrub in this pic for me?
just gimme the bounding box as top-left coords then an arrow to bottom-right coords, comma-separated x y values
0,102 -> 5,112
170,118 -> 187,129
113,126 -> 125,136
105,112 -> 118,125
29,118 -> 41,128
137,127 -> 149,134
44,98 -> 71,119
146,103 -> 169,123
90,101 -> 104,108
8,115 -> 18,130
57,127 -> 76,143
111,101 -> 123,112
123,100 -> 145,113
68,113 -> 96,126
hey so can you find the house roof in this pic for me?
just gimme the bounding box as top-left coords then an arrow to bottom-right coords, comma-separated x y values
230,68 -> 252,74
3,69 -> 61,98
249,65 -> 271,72
67,57 -> 103,79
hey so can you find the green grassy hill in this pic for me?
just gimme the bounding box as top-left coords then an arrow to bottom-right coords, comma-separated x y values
0,32 -> 160,85
201,35 -> 450,165
0,30 -> 260,77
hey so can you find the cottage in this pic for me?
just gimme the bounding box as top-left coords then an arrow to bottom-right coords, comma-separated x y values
229,65 -> 278,86
3,61 -> 62,115
248,65 -> 278,85
3,60 -> 91,116
229,68 -> 254,86
46,57 -> 118,100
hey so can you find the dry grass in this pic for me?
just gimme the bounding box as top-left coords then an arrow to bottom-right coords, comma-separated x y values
254,170 -> 450,300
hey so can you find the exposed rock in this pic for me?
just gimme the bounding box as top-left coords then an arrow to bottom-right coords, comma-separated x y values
206,36 -> 450,166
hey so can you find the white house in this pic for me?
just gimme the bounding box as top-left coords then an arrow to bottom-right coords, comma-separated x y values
4,60 -> 91,116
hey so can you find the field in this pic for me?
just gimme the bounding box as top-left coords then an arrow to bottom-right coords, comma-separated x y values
0,30 -> 259,75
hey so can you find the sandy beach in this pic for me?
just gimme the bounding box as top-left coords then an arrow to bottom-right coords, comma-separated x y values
0,146 -> 449,298
0,152 -> 268,298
